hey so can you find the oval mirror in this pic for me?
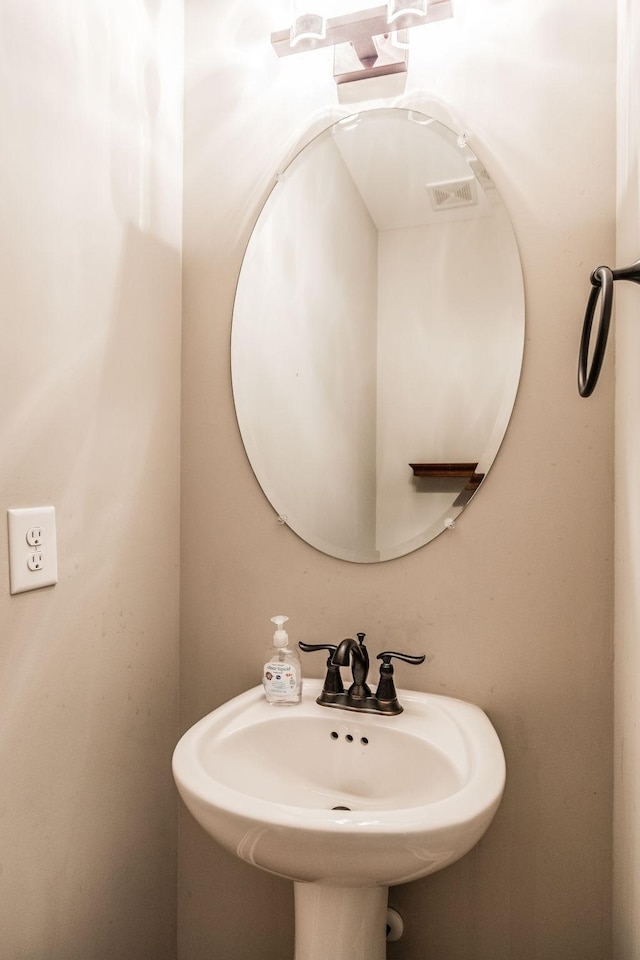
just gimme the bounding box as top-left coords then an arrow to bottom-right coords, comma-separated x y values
231,107 -> 524,562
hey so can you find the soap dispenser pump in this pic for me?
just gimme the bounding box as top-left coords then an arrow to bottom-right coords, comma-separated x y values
263,615 -> 302,705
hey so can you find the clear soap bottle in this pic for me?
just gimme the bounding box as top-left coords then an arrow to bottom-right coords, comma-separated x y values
263,615 -> 302,705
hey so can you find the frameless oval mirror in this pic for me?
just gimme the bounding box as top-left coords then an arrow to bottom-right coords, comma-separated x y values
231,107 -> 524,562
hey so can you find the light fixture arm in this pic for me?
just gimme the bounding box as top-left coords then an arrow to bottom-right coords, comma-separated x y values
271,1 -> 453,59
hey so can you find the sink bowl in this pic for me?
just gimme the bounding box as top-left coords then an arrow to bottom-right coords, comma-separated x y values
173,679 -> 505,959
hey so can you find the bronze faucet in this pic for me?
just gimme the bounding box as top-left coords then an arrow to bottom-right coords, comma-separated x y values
299,632 -> 425,716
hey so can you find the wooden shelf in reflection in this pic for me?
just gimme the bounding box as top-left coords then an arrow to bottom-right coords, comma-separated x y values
409,463 -> 485,490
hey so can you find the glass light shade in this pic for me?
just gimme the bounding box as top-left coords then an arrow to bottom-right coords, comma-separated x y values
386,0 -> 429,24
290,12 -> 327,47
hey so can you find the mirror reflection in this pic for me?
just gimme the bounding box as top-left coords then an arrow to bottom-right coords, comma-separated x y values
231,108 -> 524,562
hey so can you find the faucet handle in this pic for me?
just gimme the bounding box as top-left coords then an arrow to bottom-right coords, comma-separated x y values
299,641 -> 337,656
374,651 -> 426,714
298,642 -> 344,696
376,651 -> 426,667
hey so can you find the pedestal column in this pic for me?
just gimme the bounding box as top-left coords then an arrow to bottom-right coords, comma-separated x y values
293,882 -> 389,960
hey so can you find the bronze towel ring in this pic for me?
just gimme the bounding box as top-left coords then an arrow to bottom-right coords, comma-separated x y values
578,260 -> 640,397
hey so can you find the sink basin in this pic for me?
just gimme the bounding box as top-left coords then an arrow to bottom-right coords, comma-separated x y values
173,679 -> 505,959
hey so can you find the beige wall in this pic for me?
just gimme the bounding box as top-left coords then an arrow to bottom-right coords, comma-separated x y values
614,1 -> 640,956
181,1 -> 615,959
0,2 -> 182,957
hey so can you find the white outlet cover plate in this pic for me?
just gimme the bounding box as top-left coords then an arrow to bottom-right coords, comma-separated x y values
7,506 -> 58,595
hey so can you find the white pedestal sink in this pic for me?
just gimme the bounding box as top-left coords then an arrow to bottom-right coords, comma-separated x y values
172,680 -> 505,960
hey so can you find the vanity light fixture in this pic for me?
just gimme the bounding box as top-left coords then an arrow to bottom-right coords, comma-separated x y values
387,0 -> 429,24
272,0 -> 453,88
290,12 -> 327,47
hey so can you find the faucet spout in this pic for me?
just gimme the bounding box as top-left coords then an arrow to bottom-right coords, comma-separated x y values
332,637 -> 359,666
332,635 -> 371,700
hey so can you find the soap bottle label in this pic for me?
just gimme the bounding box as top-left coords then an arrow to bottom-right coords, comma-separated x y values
263,659 -> 298,699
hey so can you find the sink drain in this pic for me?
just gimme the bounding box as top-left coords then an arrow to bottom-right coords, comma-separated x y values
331,805 -> 351,811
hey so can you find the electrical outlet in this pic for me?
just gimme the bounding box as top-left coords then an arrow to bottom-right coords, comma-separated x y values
26,526 -> 44,547
27,551 -> 44,571
7,506 -> 58,594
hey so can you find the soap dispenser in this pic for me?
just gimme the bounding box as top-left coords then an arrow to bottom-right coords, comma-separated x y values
263,615 -> 302,705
